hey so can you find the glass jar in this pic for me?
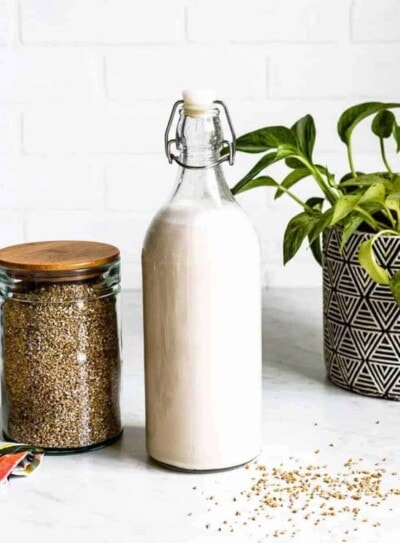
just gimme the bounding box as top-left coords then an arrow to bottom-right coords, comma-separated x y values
0,241 -> 122,454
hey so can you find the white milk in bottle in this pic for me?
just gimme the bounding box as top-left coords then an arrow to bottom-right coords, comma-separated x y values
142,90 -> 262,471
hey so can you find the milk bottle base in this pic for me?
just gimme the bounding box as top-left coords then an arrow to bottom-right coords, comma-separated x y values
148,451 -> 261,473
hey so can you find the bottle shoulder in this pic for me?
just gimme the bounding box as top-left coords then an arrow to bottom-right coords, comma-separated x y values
142,200 -> 260,252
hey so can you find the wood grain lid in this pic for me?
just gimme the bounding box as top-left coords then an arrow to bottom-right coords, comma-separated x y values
0,241 -> 120,273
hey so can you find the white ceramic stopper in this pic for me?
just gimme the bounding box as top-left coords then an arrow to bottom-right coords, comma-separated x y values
182,88 -> 217,114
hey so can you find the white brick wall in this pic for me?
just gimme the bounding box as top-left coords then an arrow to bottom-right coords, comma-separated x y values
351,0 -> 400,42
0,1 -> 14,45
187,0 -> 350,44
20,0 -> 184,44
0,0 -> 399,288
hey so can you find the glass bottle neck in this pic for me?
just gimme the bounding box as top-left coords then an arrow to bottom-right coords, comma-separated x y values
169,109 -> 235,205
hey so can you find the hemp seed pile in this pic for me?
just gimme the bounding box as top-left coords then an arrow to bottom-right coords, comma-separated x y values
191,446 -> 400,539
2,280 -> 122,450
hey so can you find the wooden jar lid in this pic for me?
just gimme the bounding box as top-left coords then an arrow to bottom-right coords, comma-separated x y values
0,241 -> 120,275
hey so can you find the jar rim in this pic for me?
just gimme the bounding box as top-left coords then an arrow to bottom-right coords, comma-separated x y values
0,261 -> 120,283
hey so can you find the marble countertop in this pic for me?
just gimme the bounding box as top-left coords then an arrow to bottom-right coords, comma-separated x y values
1,288 -> 399,543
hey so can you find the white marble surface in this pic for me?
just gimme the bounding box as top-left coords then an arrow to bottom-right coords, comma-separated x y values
1,288 -> 400,543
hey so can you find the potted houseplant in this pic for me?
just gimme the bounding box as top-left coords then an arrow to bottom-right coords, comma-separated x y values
226,102 -> 400,400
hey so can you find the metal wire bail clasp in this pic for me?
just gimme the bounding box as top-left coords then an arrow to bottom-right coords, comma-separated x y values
164,99 -> 237,170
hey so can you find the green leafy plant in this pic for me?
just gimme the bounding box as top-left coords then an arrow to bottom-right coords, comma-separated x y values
224,102 -> 400,304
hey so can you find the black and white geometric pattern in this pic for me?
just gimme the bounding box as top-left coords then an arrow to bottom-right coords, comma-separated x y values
323,227 -> 400,400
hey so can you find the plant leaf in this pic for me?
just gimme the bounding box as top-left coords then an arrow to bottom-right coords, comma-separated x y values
339,173 -> 388,189
393,121 -> 400,153
274,168 -> 310,199
285,157 -> 304,169
275,146 -> 299,160
291,114 -> 316,161
306,196 -> 324,210
315,164 -> 331,176
339,214 -> 364,251
340,172 -> 365,183
331,194 -> 361,225
235,126 -> 297,153
385,192 -> 400,221
233,175 -> 277,195
309,208 -> 334,243
372,110 -> 395,139
359,182 -> 386,205
386,192 -> 400,210
338,171 -> 365,194
231,152 -> 280,195
389,270 -> 400,305
331,182 -> 386,226
392,175 -> 400,191
283,212 -> 317,264
358,238 -> 390,285
338,102 -> 400,145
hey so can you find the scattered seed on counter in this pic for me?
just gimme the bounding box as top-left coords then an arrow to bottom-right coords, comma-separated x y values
189,452 -> 400,539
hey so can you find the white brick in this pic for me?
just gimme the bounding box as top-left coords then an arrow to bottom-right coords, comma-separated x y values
93,211 -> 152,263
26,210 -> 151,263
352,0 -> 400,42
0,211 -> 25,248
0,49 -> 102,102
350,46 -> 400,99
23,104 -> 166,154
0,107 -> 19,154
0,159 -> 17,209
187,0 -> 350,44
270,44 -> 400,100
270,45 -> 354,99
121,259 -> 142,290
106,155 -> 172,213
105,46 -> 266,102
21,0 -> 184,44
26,209 -> 145,289
186,0 -> 230,44
0,157 -> 104,210
0,1 -> 15,45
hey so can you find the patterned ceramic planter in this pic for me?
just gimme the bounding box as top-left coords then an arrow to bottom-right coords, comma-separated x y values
323,227 -> 400,400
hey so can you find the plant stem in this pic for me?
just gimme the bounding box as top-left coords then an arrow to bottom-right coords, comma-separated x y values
347,141 -> 356,178
296,156 -> 337,206
379,137 -> 393,175
383,205 -> 396,229
277,185 -> 312,211
312,166 -> 339,204
325,169 -> 337,189
354,206 -> 380,231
